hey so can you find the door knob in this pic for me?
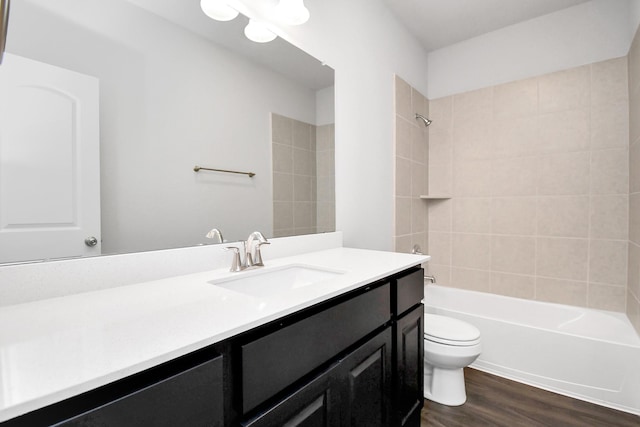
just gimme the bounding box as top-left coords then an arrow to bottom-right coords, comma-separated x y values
84,236 -> 98,247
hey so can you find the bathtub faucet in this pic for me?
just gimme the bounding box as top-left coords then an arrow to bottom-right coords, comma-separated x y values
410,245 -> 436,283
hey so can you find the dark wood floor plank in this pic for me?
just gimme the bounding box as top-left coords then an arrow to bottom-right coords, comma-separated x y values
421,368 -> 640,427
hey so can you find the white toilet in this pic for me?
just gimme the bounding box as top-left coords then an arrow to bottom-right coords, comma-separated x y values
423,313 -> 481,406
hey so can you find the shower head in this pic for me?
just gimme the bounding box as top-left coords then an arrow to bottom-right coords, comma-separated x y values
415,113 -> 432,127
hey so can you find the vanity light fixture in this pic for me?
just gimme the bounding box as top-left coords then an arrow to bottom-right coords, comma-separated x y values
244,19 -> 277,43
275,0 -> 310,25
200,0 -> 239,22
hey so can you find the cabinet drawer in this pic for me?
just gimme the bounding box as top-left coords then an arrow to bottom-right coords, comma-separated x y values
241,283 -> 390,414
56,355 -> 224,427
393,268 -> 423,317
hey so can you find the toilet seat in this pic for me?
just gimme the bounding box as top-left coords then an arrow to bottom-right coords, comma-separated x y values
424,313 -> 481,346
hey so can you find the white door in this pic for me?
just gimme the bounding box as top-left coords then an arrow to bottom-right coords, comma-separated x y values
0,53 -> 100,263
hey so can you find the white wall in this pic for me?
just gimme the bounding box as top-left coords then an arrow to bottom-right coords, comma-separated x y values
428,0 -> 633,99
7,0 -> 319,254
240,0 -> 430,250
631,0 -> 640,41
316,86 -> 335,126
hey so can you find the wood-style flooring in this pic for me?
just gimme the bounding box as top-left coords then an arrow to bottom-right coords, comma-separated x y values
421,368 -> 640,427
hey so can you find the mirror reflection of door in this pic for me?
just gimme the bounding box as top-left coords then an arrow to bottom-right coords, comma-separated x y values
0,53 -> 100,263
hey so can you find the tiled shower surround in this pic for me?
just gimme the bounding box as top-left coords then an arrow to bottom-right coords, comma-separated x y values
426,57 -> 629,312
628,26 -> 640,334
394,76 -> 429,255
272,113 -> 335,238
395,55 -> 637,318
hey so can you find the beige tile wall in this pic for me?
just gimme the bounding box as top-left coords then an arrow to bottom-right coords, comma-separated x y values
272,114 -> 335,238
628,27 -> 640,334
394,76 -> 429,255
427,57 -> 630,312
316,124 -> 336,233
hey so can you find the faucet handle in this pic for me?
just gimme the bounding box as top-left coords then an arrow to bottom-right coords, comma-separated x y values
252,241 -> 270,267
224,246 -> 243,272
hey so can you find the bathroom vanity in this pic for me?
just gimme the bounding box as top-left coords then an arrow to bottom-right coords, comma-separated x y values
0,248 -> 426,427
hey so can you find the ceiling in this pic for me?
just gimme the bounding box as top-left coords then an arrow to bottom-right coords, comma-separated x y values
382,0 -> 592,52
125,0 -> 599,88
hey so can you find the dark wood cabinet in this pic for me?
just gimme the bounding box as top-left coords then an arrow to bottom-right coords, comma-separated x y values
339,327 -> 392,427
4,351 -> 225,427
57,355 -> 224,427
4,266 -> 424,427
241,283 -> 390,414
393,268 -> 424,317
390,267 -> 425,426
394,304 -> 424,427
243,327 -> 393,427
242,362 -> 341,427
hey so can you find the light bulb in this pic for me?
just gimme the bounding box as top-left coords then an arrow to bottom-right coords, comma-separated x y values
244,19 -> 277,43
275,0 -> 310,26
200,0 -> 239,22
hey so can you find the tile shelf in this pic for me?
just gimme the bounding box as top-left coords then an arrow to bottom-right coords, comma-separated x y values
419,195 -> 451,200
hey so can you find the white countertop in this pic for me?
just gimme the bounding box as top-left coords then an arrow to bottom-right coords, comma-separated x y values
0,247 -> 428,422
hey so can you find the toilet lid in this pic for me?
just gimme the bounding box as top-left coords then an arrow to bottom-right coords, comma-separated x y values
424,313 -> 480,345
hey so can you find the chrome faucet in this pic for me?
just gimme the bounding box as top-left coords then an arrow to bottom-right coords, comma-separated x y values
411,245 -> 436,283
424,275 -> 436,284
246,231 -> 270,267
224,246 -> 244,272
224,231 -> 270,272
206,228 -> 224,243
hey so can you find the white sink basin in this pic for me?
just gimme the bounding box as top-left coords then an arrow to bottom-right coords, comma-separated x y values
209,265 -> 345,298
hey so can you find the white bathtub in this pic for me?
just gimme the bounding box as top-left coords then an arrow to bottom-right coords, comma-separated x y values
424,285 -> 640,415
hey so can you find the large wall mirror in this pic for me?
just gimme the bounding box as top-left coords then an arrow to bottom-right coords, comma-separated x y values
0,0 -> 335,264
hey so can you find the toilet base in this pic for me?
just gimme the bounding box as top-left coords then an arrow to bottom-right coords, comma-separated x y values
424,365 -> 467,406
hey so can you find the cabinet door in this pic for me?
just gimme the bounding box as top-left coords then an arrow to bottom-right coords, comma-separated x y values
339,327 -> 392,427
242,364 -> 341,427
395,304 -> 424,427
55,355 -> 224,427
